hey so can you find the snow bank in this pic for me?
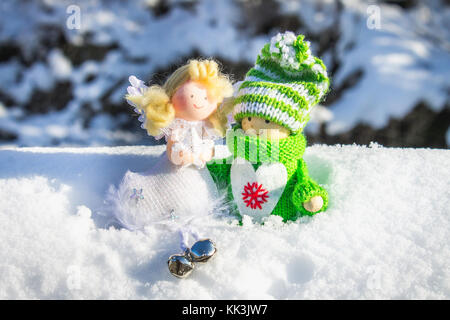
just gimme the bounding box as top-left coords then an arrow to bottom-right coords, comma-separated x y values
0,144 -> 449,299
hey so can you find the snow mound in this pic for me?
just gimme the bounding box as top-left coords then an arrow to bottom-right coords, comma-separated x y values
0,144 -> 449,299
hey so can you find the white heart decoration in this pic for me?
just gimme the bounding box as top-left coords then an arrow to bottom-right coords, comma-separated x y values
230,158 -> 288,221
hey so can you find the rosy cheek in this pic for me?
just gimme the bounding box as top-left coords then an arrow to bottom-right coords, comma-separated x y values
173,93 -> 189,111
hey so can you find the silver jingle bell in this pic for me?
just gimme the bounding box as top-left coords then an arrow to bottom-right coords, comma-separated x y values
168,253 -> 194,278
188,239 -> 217,263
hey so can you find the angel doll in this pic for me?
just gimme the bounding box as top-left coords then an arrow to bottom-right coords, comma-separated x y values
107,60 -> 233,278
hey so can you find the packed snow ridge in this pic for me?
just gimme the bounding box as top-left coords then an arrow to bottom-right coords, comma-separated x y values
0,144 -> 449,299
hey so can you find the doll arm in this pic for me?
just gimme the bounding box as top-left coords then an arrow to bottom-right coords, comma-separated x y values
291,159 -> 329,216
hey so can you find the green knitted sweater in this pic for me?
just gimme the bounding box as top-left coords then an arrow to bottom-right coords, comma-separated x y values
207,128 -> 328,221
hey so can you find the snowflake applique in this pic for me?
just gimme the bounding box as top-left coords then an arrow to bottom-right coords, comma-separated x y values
130,188 -> 144,202
169,209 -> 179,221
241,182 -> 269,210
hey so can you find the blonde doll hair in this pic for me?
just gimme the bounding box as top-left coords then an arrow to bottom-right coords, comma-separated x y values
126,60 -> 233,137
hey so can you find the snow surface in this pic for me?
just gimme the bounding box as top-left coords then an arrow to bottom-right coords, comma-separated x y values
0,144 -> 449,299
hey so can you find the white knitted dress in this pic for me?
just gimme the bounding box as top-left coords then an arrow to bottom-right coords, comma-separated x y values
107,120 -> 220,231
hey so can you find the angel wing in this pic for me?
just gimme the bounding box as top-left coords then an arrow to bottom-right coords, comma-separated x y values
126,75 -> 148,130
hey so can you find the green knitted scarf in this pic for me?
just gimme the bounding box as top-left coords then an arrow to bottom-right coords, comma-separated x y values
208,126 -> 327,221
225,126 -> 306,170
220,127 -> 307,220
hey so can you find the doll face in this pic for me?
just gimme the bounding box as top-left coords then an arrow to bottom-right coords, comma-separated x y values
242,116 -> 290,140
171,81 -> 218,121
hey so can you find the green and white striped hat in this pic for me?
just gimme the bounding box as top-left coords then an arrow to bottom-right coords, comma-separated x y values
233,32 -> 330,134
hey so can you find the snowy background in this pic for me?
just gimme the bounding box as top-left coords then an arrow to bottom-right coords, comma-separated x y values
0,0 -> 449,148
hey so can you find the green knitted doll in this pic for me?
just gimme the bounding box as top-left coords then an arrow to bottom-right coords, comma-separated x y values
207,31 -> 330,222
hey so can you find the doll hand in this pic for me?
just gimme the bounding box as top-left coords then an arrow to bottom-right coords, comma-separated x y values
168,149 -> 181,165
167,140 -> 192,166
199,148 -> 214,163
292,179 -> 328,215
302,196 -> 324,213
179,150 -> 194,166
169,149 -> 194,166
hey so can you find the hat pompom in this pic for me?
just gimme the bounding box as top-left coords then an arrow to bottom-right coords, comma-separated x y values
293,35 -> 311,65
261,32 -> 313,71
